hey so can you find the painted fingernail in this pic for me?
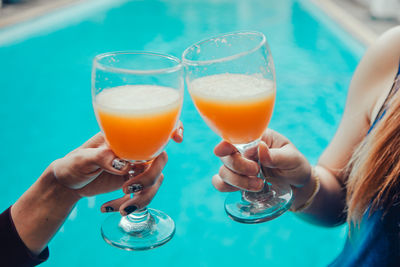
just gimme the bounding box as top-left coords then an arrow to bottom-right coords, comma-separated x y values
105,206 -> 114,212
112,158 -> 126,170
250,178 -> 263,190
178,127 -> 183,137
124,205 -> 138,215
126,184 -> 143,194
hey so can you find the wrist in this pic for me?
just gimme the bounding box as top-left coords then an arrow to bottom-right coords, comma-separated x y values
290,166 -> 320,212
42,163 -> 82,204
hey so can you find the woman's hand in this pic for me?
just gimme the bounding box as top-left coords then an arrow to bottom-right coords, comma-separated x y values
52,122 -> 183,215
212,129 -> 312,193
11,125 -> 185,255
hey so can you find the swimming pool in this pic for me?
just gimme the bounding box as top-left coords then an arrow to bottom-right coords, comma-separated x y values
0,0 -> 364,266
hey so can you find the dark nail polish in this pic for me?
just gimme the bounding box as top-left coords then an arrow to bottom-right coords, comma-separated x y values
112,158 -> 126,170
105,206 -> 114,212
126,184 -> 143,194
124,205 -> 137,215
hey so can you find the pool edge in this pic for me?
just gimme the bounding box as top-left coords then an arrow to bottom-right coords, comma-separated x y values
0,0 -> 83,28
311,0 -> 377,46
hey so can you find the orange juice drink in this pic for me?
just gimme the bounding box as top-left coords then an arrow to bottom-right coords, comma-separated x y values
95,85 -> 181,161
189,73 -> 275,144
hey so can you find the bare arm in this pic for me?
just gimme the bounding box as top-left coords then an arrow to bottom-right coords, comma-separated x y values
10,167 -> 80,255
298,26 -> 400,225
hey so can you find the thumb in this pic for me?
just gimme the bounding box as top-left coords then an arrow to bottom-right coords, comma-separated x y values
258,141 -> 275,168
259,141 -> 301,171
214,141 -> 238,157
259,141 -> 289,169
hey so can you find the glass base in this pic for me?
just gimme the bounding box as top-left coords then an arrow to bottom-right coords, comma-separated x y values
101,208 -> 175,250
224,181 -> 293,224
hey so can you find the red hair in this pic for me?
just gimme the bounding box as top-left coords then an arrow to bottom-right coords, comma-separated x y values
346,81 -> 400,226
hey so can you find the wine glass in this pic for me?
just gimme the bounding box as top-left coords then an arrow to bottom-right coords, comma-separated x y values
182,31 -> 293,223
92,51 -> 183,250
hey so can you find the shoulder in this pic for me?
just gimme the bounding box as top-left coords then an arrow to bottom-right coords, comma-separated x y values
366,26 -> 400,71
375,26 -> 400,50
348,26 -> 400,124
318,27 -> 400,177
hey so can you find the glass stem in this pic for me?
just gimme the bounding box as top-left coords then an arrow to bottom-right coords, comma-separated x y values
241,160 -> 271,203
119,207 -> 154,234
126,208 -> 150,223
257,159 -> 270,190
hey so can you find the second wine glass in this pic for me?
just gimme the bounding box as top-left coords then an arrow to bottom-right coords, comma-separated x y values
182,31 -> 293,223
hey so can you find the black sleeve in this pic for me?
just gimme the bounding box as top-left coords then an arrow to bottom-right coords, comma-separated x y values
0,206 -> 49,267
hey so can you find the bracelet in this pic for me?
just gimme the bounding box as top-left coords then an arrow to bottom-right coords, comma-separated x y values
290,168 -> 320,212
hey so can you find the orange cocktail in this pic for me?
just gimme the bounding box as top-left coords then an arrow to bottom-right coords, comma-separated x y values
189,73 -> 275,144
95,84 -> 181,160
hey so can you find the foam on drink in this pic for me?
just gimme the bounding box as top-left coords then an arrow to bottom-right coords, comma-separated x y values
94,85 -> 181,160
188,73 -> 275,144
189,73 -> 274,102
95,85 -> 181,115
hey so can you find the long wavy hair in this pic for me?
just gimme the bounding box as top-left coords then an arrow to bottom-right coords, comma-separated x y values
346,78 -> 400,226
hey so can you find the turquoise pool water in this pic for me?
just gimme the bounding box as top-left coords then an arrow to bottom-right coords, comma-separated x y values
0,0 -> 364,266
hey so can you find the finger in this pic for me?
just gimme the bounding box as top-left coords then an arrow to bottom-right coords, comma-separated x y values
259,141 -> 274,168
261,129 -> 290,149
122,152 -> 168,194
259,141 -> 298,170
100,195 -> 131,213
78,147 -> 130,175
214,141 -> 259,176
81,132 -> 106,149
219,166 -> 263,192
212,174 -> 239,192
171,121 -> 184,143
119,174 -> 164,216
220,152 -> 259,176
214,141 -> 237,157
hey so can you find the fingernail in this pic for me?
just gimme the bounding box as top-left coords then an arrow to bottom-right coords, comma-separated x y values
124,205 -> 137,215
105,206 -> 114,212
126,184 -> 143,194
112,158 -> 126,170
178,127 -> 183,137
250,178 -> 264,190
